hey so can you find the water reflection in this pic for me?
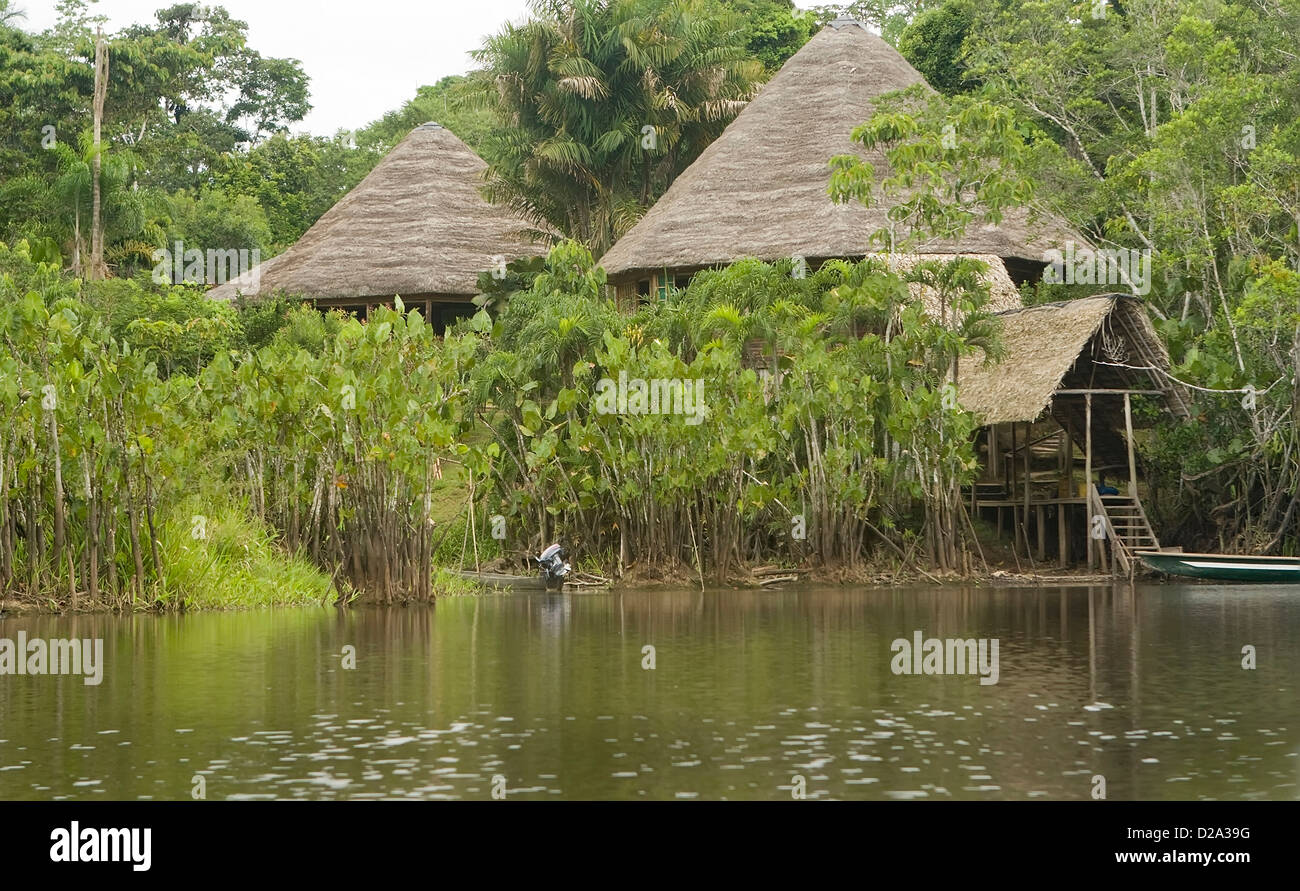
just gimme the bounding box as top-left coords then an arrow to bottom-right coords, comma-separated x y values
0,584 -> 1296,800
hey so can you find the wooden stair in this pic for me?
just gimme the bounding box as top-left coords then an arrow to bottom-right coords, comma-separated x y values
1089,491 -> 1160,575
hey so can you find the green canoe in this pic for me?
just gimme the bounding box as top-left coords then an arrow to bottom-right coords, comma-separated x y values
1137,550 -> 1300,583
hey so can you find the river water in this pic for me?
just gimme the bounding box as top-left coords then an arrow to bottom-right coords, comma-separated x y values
1,584 -> 1296,800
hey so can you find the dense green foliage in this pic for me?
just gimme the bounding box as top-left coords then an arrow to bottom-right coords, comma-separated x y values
0,240 -> 500,607
0,237 -> 994,606
882,0 -> 1300,551
469,243 -> 997,577
896,0 -> 972,95
209,134 -> 377,251
713,0 -> 817,73
0,240 -> 333,608
0,1 -> 317,267
195,298 -> 480,602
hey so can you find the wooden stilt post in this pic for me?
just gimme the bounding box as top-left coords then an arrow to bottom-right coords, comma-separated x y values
1023,422 -> 1031,558
1010,423 -> 1019,552
990,424 -> 1001,481
1058,500 -> 1067,567
1124,392 -> 1137,497
1059,428 -> 1070,566
1057,428 -> 1066,493
1065,430 -> 1073,496
999,423 -> 1008,493
990,425 -> 1002,539
971,429 -> 980,515
1085,394 -> 1094,571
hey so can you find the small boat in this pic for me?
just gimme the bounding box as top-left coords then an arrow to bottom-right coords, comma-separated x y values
446,569 -> 548,591
1137,550 -> 1300,583
446,544 -> 573,592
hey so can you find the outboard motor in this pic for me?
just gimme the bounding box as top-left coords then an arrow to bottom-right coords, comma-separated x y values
536,543 -> 571,590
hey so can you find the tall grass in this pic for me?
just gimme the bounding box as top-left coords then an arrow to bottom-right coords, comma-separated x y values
146,494 -> 337,610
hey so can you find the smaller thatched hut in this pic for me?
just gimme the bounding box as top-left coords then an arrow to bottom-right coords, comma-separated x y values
957,294 -> 1190,568
208,123 -> 551,329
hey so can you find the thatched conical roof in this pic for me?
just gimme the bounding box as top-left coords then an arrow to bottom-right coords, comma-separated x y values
599,20 -> 1073,281
209,123 -> 549,302
957,294 -> 1191,426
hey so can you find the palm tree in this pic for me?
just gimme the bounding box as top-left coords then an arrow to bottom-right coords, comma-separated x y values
45,133 -> 155,276
904,256 -> 1004,385
51,141 -> 92,275
474,0 -> 761,254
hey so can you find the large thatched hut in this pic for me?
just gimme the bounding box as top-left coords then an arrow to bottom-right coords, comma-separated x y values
208,123 -> 551,329
958,294 -> 1190,570
599,18 -> 1075,311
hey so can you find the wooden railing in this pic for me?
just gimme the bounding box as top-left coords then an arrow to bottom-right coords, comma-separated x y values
1087,488 -> 1160,577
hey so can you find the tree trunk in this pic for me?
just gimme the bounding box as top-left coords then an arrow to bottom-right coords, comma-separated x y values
89,34 -> 109,280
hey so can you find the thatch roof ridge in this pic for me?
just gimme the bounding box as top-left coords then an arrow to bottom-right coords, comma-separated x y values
957,293 -> 1188,425
208,123 -> 550,302
986,294 -> 1109,319
890,251 -> 1021,316
599,23 -> 1076,279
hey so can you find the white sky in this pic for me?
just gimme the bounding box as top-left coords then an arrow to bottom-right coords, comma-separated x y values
18,1 -> 824,137
18,0 -> 534,135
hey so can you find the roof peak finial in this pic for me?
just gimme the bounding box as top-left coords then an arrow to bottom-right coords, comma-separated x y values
829,16 -> 869,31
415,121 -> 444,131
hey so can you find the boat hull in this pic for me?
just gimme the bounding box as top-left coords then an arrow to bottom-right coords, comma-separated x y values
447,570 -> 549,591
1137,551 -> 1300,583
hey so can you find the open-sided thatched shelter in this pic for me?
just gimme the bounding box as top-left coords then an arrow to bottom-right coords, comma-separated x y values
957,294 -> 1190,571
598,18 -> 1076,310
208,123 -> 551,328
959,294 -> 1190,430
